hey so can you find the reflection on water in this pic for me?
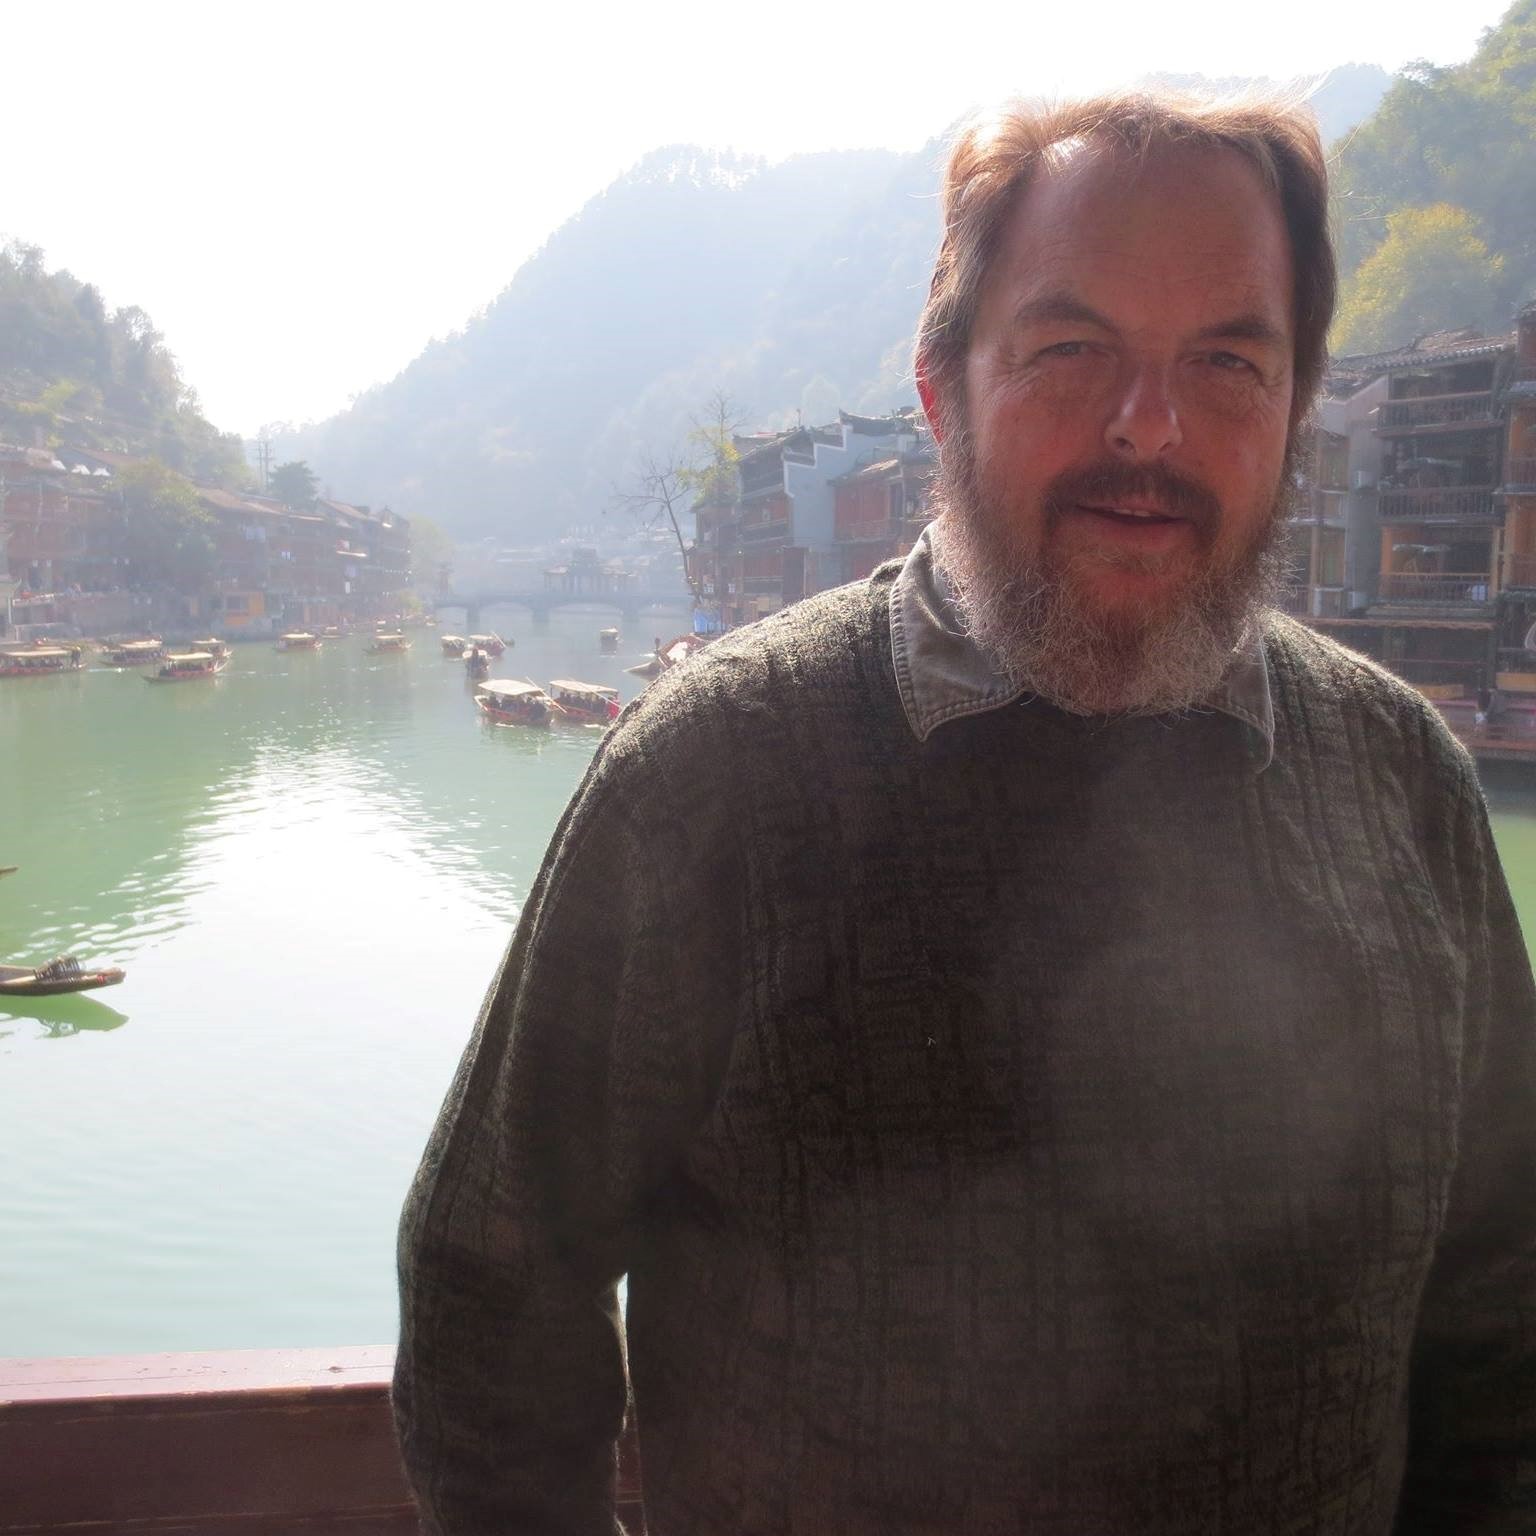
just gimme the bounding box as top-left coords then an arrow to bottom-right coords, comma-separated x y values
0,609 -> 668,1356
2,615 -> 1533,1357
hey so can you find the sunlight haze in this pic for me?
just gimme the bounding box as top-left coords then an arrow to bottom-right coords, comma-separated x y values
3,0 -> 1511,436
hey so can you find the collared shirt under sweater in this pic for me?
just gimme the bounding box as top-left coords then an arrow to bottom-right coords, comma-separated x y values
395,539 -> 1536,1536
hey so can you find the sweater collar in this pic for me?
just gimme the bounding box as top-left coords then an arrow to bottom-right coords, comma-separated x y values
888,524 -> 1275,772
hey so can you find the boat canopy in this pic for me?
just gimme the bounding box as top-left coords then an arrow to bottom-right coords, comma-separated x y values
9,646 -> 73,658
479,679 -> 544,698
164,652 -> 214,664
549,679 -> 619,698
280,632 -> 316,640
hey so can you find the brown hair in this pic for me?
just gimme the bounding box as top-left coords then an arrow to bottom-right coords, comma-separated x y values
915,91 -> 1336,431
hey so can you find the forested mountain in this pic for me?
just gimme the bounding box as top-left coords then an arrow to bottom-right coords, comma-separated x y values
0,242 -> 246,485
1333,0 -> 1536,351
273,65 -> 1396,538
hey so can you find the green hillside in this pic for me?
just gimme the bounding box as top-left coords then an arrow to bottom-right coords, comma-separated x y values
1333,0 -> 1536,351
0,241 -> 246,486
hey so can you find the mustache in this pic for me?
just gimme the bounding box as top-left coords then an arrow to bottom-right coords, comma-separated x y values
1041,460 -> 1223,535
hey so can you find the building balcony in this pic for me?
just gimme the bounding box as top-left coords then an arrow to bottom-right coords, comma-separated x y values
743,576 -> 782,595
1375,487 -> 1500,523
1502,552 -> 1536,591
1377,391 -> 1499,434
739,520 -> 790,545
1282,585 -> 1348,619
1502,457 -> 1536,491
1377,571 -> 1493,605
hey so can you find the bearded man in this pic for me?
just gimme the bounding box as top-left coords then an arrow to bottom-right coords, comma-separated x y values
395,93 -> 1536,1536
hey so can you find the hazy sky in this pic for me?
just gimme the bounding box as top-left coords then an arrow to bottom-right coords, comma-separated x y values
4,0 -> 1512,438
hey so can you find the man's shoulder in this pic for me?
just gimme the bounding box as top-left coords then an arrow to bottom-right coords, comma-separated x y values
1260,609 -> 1477,790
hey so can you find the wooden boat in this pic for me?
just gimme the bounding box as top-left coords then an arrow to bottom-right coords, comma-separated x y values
468,632 -> 508,658
0,645 -> 86,677
464,647 -> 491,681
276,631 -> 321,652
439,634 -> 468,657
0,955 -> 126,997
624,633 -> 706,679
0,866 -> 17,879
146,651 -> 229,682
549,679 -> 621,724
100,638 -> 164,667
190,638 -> 231,660
475,678 -> 560,728
320,626 -> 348,642
366,632 -> 411,655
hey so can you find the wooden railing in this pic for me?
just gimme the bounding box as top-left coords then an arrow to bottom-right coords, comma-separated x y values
738,520 -> 790,545
1504,457 -> 1536,488
1378,391 -> 1498,431
1502,552 -> 1536,590
1376,486 -> 1498,522
0,1348 -> 645,1535
1378,571 -> 1493,603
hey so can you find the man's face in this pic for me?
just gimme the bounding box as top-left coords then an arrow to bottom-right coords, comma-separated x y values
932,141 -> 1298,713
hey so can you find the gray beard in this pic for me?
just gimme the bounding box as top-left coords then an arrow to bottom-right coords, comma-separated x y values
931,435 -> 1292,717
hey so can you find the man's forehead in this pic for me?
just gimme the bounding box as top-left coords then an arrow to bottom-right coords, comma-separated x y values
987,140 -> 1294,328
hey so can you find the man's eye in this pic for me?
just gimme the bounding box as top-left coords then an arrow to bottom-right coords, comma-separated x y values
1039,341 -> 1087,359
1207,351 -> 1256,373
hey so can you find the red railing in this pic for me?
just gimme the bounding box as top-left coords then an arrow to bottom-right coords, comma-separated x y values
0,1348 -> 647,1535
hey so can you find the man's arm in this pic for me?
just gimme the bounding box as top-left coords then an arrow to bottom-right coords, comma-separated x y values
394,746 -> 732,1535
1396,768 -> 1536,1531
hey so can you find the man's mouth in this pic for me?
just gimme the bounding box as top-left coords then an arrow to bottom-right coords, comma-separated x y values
1077,503 -> 1185,526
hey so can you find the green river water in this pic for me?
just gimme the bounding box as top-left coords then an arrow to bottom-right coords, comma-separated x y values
2,615 -> 1534,1359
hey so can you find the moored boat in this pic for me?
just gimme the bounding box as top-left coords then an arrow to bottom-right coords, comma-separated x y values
468,632 -> 508,658
0,645 -> 86,677
548,679 -> 621,724
147,651 -> 229,682
440,634 -> 468,657
100,638 -> 165,667
276,631 -> 321,652
366,632 -> 411,654
190,638 -> 231,660
464,646 -> 491,681
475,678 -> 559,727
320,625 -> 348,642
0,955 -> 126,997
599,627 -> 620,654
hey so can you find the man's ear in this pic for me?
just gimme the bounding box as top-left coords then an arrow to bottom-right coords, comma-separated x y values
916,358 -> 946,448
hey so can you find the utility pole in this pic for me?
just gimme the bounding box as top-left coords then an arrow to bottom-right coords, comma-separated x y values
255,435 -> 274,492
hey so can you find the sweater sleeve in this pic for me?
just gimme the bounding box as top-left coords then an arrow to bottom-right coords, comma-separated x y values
1396,766 -> 1536,1532
393,744 -> 731,1535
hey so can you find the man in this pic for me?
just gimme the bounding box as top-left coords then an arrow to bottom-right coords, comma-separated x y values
395,92 -> 1536,1534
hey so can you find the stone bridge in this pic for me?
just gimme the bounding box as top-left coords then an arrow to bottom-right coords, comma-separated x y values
433,591 -> 688,630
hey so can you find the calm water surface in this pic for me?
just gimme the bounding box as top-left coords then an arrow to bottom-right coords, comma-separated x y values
0,610 -> 669,1357
3,623 -> 1535,1357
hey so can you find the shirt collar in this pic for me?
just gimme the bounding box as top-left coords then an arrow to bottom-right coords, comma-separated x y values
888,524 -> 1275,772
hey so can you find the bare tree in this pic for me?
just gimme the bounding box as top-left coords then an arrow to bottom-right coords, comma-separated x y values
612,393 -> 745,615
613,448 -> 709,610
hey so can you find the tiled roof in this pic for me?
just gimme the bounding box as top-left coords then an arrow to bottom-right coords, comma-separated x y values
1333,329 -> 1515,373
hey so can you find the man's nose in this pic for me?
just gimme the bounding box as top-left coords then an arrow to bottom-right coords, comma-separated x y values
1104,365 -> 1182,461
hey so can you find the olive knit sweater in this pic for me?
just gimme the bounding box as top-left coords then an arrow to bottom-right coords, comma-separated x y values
395,567 -> 1536,1535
